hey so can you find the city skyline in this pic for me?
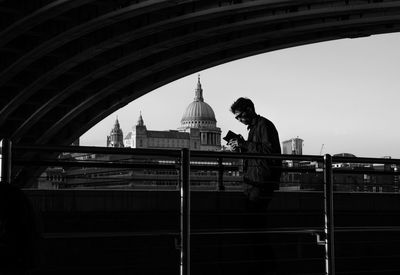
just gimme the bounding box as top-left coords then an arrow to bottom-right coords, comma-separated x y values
81,32 -> 400,159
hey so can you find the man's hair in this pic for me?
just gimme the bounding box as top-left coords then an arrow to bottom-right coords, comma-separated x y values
230,97 -> 255,113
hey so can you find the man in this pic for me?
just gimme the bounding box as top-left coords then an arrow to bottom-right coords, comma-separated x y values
228,97 -> 282,274
229,97 -> 282,211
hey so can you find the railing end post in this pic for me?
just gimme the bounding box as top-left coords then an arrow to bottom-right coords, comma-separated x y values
323,153 -> 335,275
180,148 -> 190,275
1,138 -> 12,184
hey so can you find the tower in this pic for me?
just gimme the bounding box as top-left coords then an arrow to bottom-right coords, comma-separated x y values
134,112 -> 147,148
107,117 -> 124,148
124,112 -> 148,148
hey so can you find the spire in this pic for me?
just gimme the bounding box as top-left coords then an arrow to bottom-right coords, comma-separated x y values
137,111 -> 144,126
194,74 -> 204,102
108,115 -> 124,148
111,116 -> 121,133
113,116 -> 120,130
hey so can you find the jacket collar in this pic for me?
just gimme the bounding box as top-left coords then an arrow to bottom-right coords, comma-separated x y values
247,114 -> 260,130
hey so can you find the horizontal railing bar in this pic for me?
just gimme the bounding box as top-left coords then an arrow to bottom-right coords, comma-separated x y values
335,226 -> 400,232
332,169 -> 400,175
42,228 -> 321,239
15,159 -> 400,177
13,144 -> 182,157
14,158 -> 399,175
191,228 -> 322,235
191,151 -> 325,162
43,231 -> 179,239
13,144 -> 325,162
13,159 -> 179,169
333,156 -> 400,165
12,145 -> 400,164
12,158 -> 318,173
12,159 -> 236,172
41,226 -> 400,239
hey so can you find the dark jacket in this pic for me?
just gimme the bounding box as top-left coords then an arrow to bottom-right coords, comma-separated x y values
241,115 -> 282,190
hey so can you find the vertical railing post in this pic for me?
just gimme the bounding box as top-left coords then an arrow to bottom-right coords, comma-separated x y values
1,138 -> 12,184
217,157 -> 225,191
323,154 -> 335,275
180,148 -> 190,275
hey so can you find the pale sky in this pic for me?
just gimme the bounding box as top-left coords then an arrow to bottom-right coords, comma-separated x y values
81,33 -> 400,159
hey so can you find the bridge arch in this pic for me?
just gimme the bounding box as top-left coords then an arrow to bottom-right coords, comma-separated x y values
1,0 -> 400,184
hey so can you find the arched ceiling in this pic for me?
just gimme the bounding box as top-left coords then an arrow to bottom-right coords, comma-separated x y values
1,0 -> 400,146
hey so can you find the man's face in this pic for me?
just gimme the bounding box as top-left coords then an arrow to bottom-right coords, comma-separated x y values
234,108 -> 253,125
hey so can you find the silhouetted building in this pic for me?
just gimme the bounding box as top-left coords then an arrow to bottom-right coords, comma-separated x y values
282,137 -> 303,155
281,137 -> 304,190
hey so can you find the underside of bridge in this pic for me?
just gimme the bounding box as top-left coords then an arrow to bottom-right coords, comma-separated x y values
1,0 -> 400,184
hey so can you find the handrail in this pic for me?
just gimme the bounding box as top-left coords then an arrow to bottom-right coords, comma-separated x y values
329,169 -> 400,176
41,225 -> 400,239
12,144 -> 400,168
12,144 -> 182,157
6,143 -> 400,275
12,158 -> 320,172
12,143 -> 325,161
333,156 -> 400,165
13,159 -> 179,170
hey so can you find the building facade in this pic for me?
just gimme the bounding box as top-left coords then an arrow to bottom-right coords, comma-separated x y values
123,76 -> 221,151
179,75 -> 221,151
42,77 -> 230,190
122,113 -> 201,150
282,137 -> 303,155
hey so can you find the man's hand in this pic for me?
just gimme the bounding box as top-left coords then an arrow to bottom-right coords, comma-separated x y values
228,135 -> 244,152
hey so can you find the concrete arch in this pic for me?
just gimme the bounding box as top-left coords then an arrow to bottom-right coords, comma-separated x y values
0,0 -> 400,184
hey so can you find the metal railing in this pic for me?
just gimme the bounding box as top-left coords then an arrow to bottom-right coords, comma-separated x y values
2,141 -> 400,275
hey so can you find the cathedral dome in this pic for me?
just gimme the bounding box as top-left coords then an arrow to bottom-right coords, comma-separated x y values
181,76 -> 216,127
181,101 -> 216,122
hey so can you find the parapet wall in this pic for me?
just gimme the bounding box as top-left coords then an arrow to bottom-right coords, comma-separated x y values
20,190 -> 400,275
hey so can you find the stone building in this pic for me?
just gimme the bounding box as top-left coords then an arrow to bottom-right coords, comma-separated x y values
40,77 -> 228,189
179,75 -> 221,151
106,117 -> 124,148
123,76 -> 221,151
